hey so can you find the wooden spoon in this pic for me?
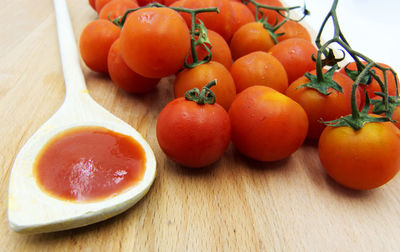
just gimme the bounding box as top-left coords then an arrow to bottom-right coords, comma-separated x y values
7,0 -> 156,234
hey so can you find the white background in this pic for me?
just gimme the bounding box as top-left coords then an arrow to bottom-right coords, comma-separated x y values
282,0 -> 400,72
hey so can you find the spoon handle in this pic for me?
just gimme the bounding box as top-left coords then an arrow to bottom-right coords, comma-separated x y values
53,0 -> 87,100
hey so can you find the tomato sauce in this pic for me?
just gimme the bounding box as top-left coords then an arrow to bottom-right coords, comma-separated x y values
34,126 -> 146,202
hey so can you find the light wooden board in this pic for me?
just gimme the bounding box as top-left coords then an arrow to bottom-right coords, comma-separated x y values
1,0 -> 399,251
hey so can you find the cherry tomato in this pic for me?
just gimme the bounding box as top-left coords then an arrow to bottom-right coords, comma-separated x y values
230,51 -> 288,93
156,97 -> 231,168
79,19 -> 120,74
187,29 -> 233,69
230,22 -> 274,60
319,120 -> 400,190
95,0 -> 113,13
89,0 -> 96,10
268,38 -> 317,84
392,106 -> 400,129
247,0 -> 284,25
340,62 -> 398,102
230,1 -> 255,33
229,86 -> 308,161
164,0 -> 178,6
174,61 -> 236,110
108,39 -> 160,93
99,0 -> 139,21
138,0 -> 163,6
180,0 -> 235,41
276,20 -> 311,42
168,0 -> 185,8
119,7 -> 190,78
285,70 -> 361,140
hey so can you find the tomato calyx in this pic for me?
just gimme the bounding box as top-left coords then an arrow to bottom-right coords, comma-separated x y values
184,79 -> 217,105
371,93 -> 400,118
242,0 -> 308,44
298,65 -> 343,95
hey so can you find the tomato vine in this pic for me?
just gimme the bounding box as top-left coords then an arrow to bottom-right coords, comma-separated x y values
309,0 -> 399,130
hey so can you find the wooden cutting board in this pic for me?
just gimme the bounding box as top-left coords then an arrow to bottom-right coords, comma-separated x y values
1,0 -> 399,250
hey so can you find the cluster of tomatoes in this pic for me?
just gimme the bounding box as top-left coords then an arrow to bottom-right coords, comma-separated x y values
81,0 -> 400,191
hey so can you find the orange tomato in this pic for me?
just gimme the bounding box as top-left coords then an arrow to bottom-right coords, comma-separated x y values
99,0 -> 139,21
269,38 -> 317,84
229,22 -> 274,60
95,0 -> 113,13
229,86 -> 308,161
79,19 -> 120,74
230,51 -> 288,93
392,106 -> 400,129
137,0 -> 163,6
285,70 -> 361,140
108,39 -> 160,93
319,120 -> 400,190
119,7 -> 190,78
180,0 -> 236,41
230,1 -> 255,33
156,97 -> 231,168
174,61 -> 236,110
276,20 -> 311,42
187,29 -> 233,69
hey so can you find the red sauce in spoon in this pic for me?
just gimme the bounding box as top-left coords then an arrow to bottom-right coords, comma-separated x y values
34,126 -> 146,202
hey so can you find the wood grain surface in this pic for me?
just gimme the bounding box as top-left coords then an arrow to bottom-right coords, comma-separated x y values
1,0 -> 400,251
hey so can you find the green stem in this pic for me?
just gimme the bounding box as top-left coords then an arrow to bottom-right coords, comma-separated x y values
185,80 -> 217,105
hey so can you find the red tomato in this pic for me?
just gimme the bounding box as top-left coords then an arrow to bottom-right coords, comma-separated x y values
340,62 -> 398,101
269,38 -> 317,84
156,97 -> 231,168
119,7 -> 190,78
174,61 -> 236,110
230,51 -> 288,93
276,20 -> 311,42
230,22 -> 274,60
285,70 -> 361,140
108,39 -> 160,93
180,0 -> 235,41
187,29 -> 233,69
229,86 -> 308,161
247,0 -> 284,25
138,0 -> 163,6
79,19 -> 120,74
319,120 -> 400,190
89,0 -> 96,10
99,0 -> 139,21
231,1 -> 255,33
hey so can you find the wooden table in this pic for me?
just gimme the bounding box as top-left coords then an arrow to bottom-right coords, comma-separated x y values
1,0 -> 399,251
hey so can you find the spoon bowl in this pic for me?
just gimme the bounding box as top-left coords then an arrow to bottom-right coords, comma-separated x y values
7,0 -> 156,234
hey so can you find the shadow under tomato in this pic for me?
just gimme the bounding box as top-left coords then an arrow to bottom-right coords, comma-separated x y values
323,172 -> 377,199
166,157 -> 221,177
231,147 -> 292,172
